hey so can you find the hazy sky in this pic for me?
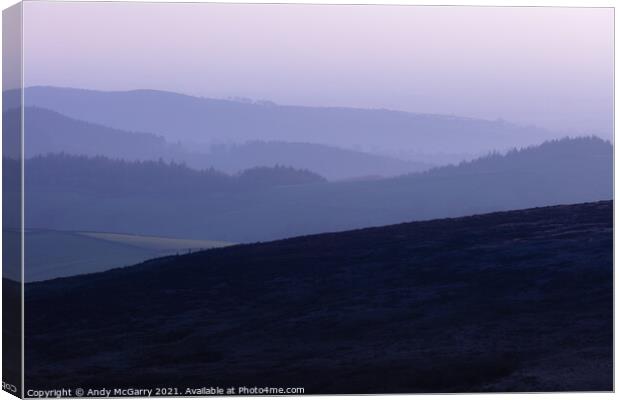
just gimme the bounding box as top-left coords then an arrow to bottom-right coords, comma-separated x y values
23,2 -> 613,136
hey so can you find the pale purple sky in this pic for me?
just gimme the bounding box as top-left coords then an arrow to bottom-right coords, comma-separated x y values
23,2 -> 613,136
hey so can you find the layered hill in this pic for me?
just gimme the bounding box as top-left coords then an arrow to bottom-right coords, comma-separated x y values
8,107 -> 429,180
24,154 -> 326,196
19,86 -> 558,156
23,137 -> 613,242
25,201 -> 613,392
13,107 -> 187,161
204,141 -> 431,180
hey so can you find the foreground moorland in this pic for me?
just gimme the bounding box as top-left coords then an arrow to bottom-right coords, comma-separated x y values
25,201 -> 612,393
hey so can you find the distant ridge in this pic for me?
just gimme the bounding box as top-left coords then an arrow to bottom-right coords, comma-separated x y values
17,86 -> 561,157
11,106 -> 430,180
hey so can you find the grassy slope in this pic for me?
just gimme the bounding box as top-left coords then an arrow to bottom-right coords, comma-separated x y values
78,232 -> 230,251
19,230 -> 231,282
25,201 -> 612,393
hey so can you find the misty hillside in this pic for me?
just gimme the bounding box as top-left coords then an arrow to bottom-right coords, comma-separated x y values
8,107 -> 185,161
25,201 -> 613,392
23,154 -> 326,196
19,86 -> 559,157
419,136 -> 613,177
205,141 -> 431,180
9,107 -> 429,180
23,137 -> 612,242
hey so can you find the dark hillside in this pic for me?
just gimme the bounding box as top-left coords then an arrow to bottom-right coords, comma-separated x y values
419,136 -> 612,177
237,165 -> 327,188
25,201 -> 613,393
3,279 -> 21,394
25,154 -> 326,196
